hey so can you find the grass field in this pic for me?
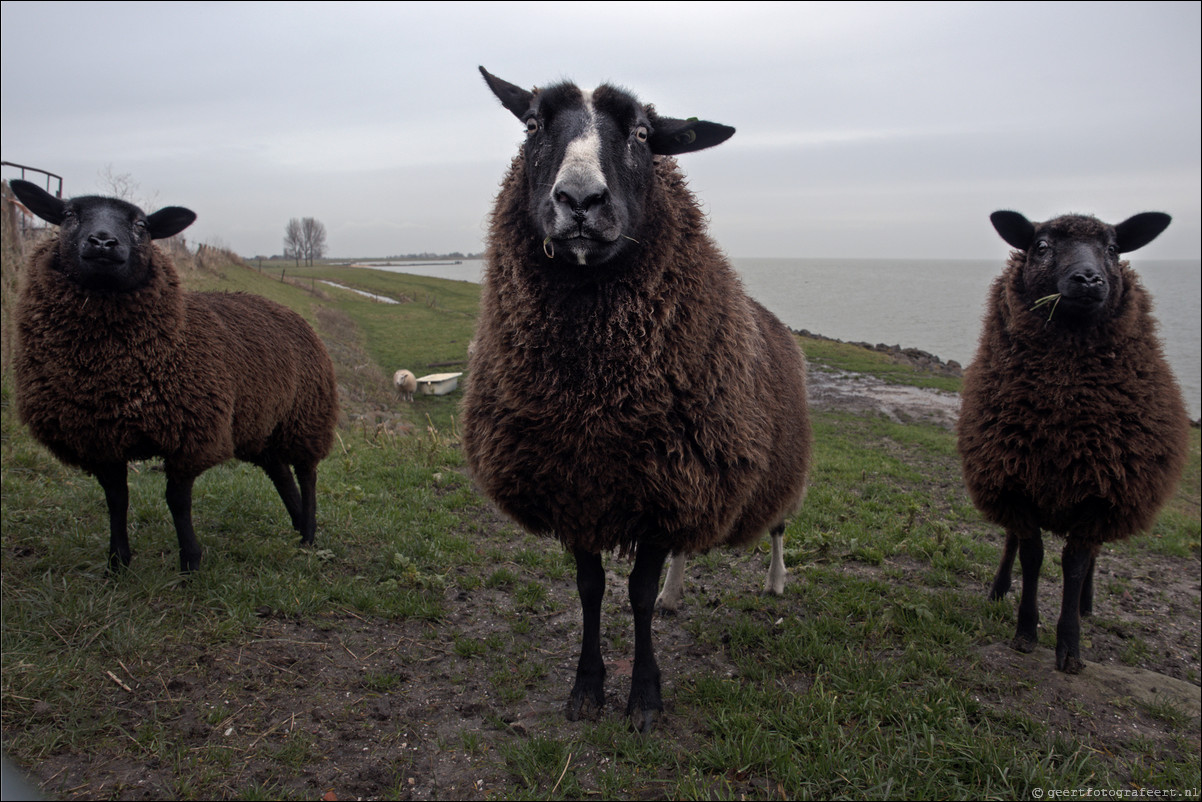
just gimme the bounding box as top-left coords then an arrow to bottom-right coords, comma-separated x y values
1,255 -> 1198,800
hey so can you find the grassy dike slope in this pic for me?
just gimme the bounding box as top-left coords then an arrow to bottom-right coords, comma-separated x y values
1,254 -> 1199,800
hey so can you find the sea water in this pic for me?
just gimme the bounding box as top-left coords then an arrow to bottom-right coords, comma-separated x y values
363,257 -> 1201,418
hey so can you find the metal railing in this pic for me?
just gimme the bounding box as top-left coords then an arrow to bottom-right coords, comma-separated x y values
1,161 -> 63,197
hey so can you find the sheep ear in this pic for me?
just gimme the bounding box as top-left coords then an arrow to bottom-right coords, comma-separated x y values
1115,212 -> 1170,253
649,117 -> 735,155
146,207 -> 197,240
479,66 -> 534,120
990,211 -> 1036,251
10,179 -> 67,225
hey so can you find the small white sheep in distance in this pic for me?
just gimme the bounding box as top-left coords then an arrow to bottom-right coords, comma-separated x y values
393,369 -> 417,402
462,68 -> 812,732
10,180 -> 339,572
958,209 -> 1189,673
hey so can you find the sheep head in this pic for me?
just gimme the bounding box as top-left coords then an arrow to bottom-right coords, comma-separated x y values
990,210 -> 1170,324
11,179 -> 196,292
480,66 -> 734,271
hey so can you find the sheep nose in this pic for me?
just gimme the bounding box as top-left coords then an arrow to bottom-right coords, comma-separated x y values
553,179 -> 609,219
87,232 -> 119,250
1068,266 -> 1104,287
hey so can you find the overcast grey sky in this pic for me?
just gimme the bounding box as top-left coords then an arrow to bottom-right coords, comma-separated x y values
2,1 -> 1199,260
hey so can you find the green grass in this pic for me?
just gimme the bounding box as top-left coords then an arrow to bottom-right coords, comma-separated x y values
800,334 -> 963,392
279,265 -> 479,433
2,255 -> 1199,800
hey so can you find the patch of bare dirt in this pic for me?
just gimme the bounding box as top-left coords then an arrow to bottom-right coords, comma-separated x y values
974,641 -> 1200,744
808,367 -> 962,428
18,550 -> 778,801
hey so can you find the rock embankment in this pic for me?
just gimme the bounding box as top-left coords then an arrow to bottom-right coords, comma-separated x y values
796,329 -> 963,377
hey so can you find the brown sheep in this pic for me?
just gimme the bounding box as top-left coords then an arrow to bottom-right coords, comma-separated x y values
10,180 -> 339,572
462,68 -> 811,732
957,209 -> 1189,673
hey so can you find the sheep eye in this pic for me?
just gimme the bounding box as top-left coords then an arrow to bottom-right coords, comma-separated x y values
135,219 -> 148,230
1106,244 -> 1118,257
634,125 -> 649,143
1035,240 -> 1050,253
525,118 -> 539,135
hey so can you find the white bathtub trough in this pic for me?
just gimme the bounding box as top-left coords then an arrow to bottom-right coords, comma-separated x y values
415,372 -> 463,396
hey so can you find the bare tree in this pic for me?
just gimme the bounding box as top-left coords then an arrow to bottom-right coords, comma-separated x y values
283,218 -> 304,266
97,164 -> 159,210
282,217 -> 327,266
300,217 -> 327,265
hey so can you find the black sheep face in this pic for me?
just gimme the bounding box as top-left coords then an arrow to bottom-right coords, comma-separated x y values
991,210 -> 1171,325
10,180 -> 195,292
480,67 -> 735,271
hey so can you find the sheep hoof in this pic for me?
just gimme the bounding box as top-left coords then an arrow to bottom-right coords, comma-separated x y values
654,599 -> 679,616
626,698 -> 663,735
1056,649 -> 1085,674
1010,635 -> 1038,654
625,680 -> 663,734
566,687 -> 604,722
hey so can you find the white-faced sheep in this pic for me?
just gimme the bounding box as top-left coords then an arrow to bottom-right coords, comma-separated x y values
957,210 -> 1189,673
10,180 -> 339,572
393,369 -> 417,402
461,68 -> 811,732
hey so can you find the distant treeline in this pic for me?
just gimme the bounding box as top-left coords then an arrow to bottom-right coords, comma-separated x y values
384,251 -> 483,261
256,251 -> 485,262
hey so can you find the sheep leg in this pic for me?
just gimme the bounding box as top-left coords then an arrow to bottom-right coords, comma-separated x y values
764,523 -> 787,595
567,548 -> 606,721
255,454 -> 303,532
165,473 -> 204,572
988,530 -> 1020,601
294,462 -> 319,546
655,553 -> 687,613
627,543 -> 668,734
1079,552 -> 1096,618
94,462 -> 131,571
1012,531 -> 1043,653
1056,544 -> 1092,674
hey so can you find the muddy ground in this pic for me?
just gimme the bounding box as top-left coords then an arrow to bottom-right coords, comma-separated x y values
12,367 -> 1202,800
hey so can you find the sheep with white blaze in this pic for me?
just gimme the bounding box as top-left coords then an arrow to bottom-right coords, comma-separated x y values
462,68 -> 811,732
10,180 -> 339,572
957,209 -> 1189,673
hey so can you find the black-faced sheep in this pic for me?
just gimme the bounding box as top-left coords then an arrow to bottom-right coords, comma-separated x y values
957,209 -> 1189,673
461,68 -> 811,732
10,180 -> 339,572
393,369 -> 417,402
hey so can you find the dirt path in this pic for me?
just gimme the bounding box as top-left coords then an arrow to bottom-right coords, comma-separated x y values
808,366 -> 962,428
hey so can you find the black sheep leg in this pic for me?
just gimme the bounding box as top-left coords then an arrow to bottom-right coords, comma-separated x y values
255,453 -> 304,532
294,461 -> 319,545
627,543 -> 668,733
567,548 -> 606,720
1056,543 -> 1093,674
1079,551 -> 1097,618
988,529 -> 1019,601
94,462 -> 131,571
1012,530 -> 1043,653
165,473 -> 203,572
